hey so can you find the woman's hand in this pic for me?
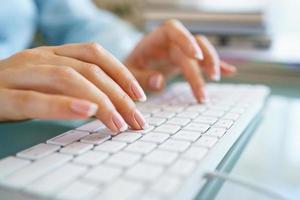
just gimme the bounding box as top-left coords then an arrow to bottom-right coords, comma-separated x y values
125,19 -> 236,103
0,43 -> 148,133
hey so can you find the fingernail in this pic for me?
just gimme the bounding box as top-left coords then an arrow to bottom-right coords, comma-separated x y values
71,100 -> 98,116
112,111 -> 128,132
197,89 -> 208,104
131,80 -> 147,102
149,74 -> 163,90
193,44 -> 203,60
211,74 -> 220,81
195,51 -> 203,60
134,109 -> 148,129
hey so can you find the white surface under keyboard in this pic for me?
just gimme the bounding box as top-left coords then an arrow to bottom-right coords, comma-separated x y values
0,83 -> 270,200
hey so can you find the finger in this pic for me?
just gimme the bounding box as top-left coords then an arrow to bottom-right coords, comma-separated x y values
170,44 -> 207,103
48,55 -> 148,130
54,43 -> 147,102
0,65 -> 128,133
221,61 -> 237,76
132,19 -> 203,62
195,35 -> 221,81
129,67 -> 165,92
163,19 -> 203,59
0,89 -> 98,121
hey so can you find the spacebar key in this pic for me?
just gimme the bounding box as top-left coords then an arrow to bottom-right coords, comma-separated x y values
2,153 -> 72,188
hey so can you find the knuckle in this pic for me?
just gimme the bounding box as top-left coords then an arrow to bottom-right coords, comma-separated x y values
84,42 -> 103,53
14,49 -> 37,60
84,64 -> 102,75
117,92 -> 136,113
53,66 -> 77,78
115,67 -> 131,81
50,67 -> 77,87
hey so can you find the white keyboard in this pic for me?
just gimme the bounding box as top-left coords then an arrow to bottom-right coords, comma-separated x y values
0,82 -> 270,200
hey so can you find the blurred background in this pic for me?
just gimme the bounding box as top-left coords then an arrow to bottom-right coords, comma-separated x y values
94,0 -> 300,95
93,0 -> 300,199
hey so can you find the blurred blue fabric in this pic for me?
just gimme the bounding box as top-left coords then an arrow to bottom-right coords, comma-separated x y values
0,0 -> 142,60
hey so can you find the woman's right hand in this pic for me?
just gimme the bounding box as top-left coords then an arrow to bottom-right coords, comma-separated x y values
0,43 -> 147,133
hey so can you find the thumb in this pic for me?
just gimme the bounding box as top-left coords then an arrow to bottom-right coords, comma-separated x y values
130,68 -> 165,92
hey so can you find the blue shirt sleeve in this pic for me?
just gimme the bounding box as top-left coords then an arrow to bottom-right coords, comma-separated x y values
34,0 -> 142,60
0,0 -> 37,59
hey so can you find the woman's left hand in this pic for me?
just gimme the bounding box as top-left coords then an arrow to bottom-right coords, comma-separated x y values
125,19 -> 236,103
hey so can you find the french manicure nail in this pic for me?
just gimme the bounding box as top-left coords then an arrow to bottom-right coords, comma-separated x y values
195,51 -> 203,60
211,74 -> 220,81
71,100 -> 98,116
193,44 -> 203,60
112,111 -> 128,132
134,109 -> 148,129
131,80 -> 147,102
149,74 -> 163,90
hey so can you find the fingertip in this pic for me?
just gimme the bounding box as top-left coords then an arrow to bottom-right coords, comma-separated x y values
195,87 -> 208,104
131,80 -> 147,102
148,73 -> 164,91
194,47 -> 204,60
210,73 -> 221,82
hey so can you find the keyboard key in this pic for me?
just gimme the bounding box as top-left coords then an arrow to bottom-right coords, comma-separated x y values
94,141 -> 127,153
166,117 -> 191,126
151,176 -> 181,196
144,150 -> 178,165
76,120 -> 104,132
25,163 -> 87,195
47,130 -> 89,146
183,147 -> 208,161
60,142 -> 93,155
84,165 -> 122,184
194,116 -> 218,125
176,111 -> 199,119
223,113 -> 240,121
57,180 -> 100,200
127,126 -> 154,134
17,143 -> 60,160
96,127 -> 119,135
81,132 -> 111,145
185,105 -> 207,113
3,153 -> 72,188
140,193 -> 162,200
153,111 -> 176,119
214,119 -> 234,129
125,141 -> 157,154
159,139 -> 190,152
154,124 -> 181,134
163,105 -> 185,112
172,130 -> 202,142
202,110 -> 224,117
170,159 -> 196,176
140,132 -> 169,144
184,123 -> 210,133
140,106 -> 161,113
96,179 -> 143,200
206,128 -> 227,138
126,162 -> 164,182
73,151 -> 108,166
0,157 -> 30,179
112,132 -> 142,143
230,107 -> 245,114
147,117 -> 166,126
106,152 -> 141,167
195,136 -> 218,148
